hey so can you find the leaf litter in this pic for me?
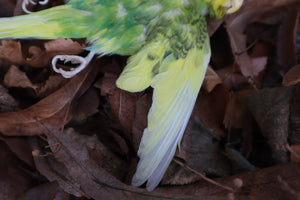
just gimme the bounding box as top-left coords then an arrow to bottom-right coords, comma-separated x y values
0,0 -> 300,199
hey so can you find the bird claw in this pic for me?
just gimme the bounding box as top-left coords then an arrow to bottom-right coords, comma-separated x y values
22,0 -> 50,13
52,51 -> 95,78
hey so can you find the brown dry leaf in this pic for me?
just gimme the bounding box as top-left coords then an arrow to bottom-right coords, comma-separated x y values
194,84 -> 230,137
225,0 -> 299,85
0,40 -> 24,65
203,66 -> 222,92
162,117 -> 231,186
282,64 -> 300,86
289,83 -> 300,144
0,135 -> 34,168
71,88 -> 99,124
277,6 -> 299,67
19,182 -> 69,200
95,72 -> 138,136
4,67 -> 68,98
216,66 -> 249,90
0,60 -> 99,136
223,89 -> 253,129
32,126 -> 196,200
0,84 -> 18,112
289,145 -> 300,163
131,93 -> 152,151
251,57 -> 267,77
0,141 -> 34,200
0,38 -> 84,68
157,163 -> 300,200
25,38 -> 84,68
0,0 -> 14,17
4,65 -> 39,90
243,86 -> 295,163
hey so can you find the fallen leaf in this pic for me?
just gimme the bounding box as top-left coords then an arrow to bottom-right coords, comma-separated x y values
289,145 -> 300,163
0,39 -> 84,68
0,0 -> 14,17
131,93 -> 152,151
203,66 -> 222,92
289,83 -> 300,144
242,86 -> 295,163
158,163 -> 300,200
251,57 -> 267,76
223,89 -> 253,129
277,6 -> 299,67
0,141 -> 34,200
195,84 -> 230,137
0,135 -> 34,168
0,60 -> 99,136
216,66 -> 249,90
163,117 -> 231,186
225,148 -> 258,173
71,87 -> 100,124
19,182 -> 68,200
282,64 -> 300,86
4,65 -> 39,90
0,40 -> 24,65
95,72 -> 138,137
32,125 -> 195,200
0,84 -> 18,112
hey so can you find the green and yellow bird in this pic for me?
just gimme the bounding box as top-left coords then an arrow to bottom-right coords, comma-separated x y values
0,0 -> 243,191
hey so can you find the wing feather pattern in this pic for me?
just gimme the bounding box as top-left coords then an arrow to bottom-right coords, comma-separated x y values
132,43 -> 211,191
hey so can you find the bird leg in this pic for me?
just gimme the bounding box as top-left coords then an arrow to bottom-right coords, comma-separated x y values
22,0 -> 50,13
52,51 -> 95,78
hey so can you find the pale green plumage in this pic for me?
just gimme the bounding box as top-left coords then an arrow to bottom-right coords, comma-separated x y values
0,0 -> 243,191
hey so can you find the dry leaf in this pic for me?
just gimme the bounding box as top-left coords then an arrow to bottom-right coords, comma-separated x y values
282,64 -> 300,86
0,40 -> 24,65
277,6 -> 299,67
32,126 -> 195,200
289,145 -> 300,163
95,72 -> 138,136
0,135 -> 34,168
251,57 -> 267,76
216,66 -> 249,90
0,60 -> 99,136
71,88 -> 100,124
0,38 -> 84,68
243,86 -> 295,163
203,66 -> 222,92
4,65 -> 39,90
0,141 -> 34,200
289,83 -> 300,144
195,84 -> 230,137
0,0 -> 14,17
223,90 -> 253,129
158,163 -> 300,200
0,84 -> 18,112
163,117 -> 231,186
132,94 -> 152,151
19,182 -> 68,200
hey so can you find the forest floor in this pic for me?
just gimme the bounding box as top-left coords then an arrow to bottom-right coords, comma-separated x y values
0,0 -> 299,199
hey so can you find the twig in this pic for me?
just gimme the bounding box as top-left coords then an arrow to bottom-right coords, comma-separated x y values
173,158 -> 234,192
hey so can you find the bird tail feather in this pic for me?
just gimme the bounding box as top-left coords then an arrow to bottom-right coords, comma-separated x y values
0,5 -> 90,40
118,37 -> 211,190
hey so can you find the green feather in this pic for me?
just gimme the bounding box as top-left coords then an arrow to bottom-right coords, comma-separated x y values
0,0 -> 243,191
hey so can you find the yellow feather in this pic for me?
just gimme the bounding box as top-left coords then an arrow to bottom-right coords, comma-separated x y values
116,41 -> 167,92
132,41 -> 211,191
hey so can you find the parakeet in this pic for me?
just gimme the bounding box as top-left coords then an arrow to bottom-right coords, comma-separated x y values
0,0 -> 243,191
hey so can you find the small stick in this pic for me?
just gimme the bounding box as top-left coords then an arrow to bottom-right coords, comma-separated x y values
173,158 -> 234,192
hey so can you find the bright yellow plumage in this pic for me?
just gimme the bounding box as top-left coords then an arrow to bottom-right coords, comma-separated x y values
0,0 -> 243,192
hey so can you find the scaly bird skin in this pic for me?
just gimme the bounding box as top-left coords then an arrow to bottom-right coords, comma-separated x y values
0,0 -> 243,191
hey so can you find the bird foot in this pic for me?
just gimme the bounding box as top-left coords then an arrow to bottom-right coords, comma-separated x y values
22,0 -> 49,13
52,51 -> 95,78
